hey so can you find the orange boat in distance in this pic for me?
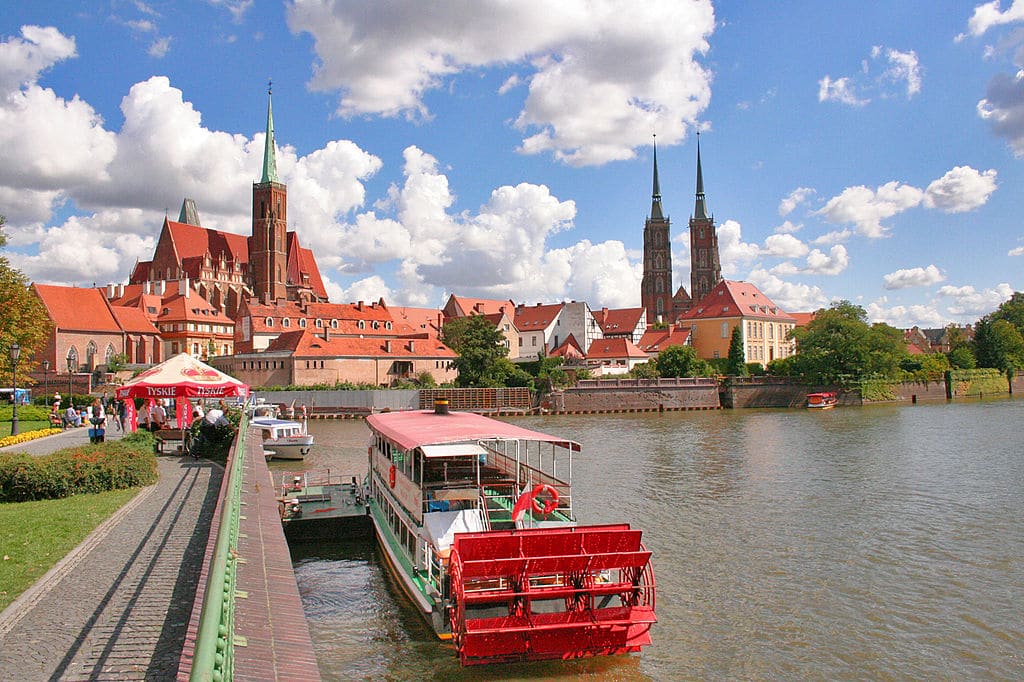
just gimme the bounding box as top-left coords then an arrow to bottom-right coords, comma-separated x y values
365,400 -> 657,666
806,392 -> 838,409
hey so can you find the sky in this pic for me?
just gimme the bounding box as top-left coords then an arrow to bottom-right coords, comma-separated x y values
2,1 -> 1023,328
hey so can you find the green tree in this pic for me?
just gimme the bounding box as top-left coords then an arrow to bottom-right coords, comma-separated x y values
785,300 -> 908,385
726,325 -> 748,376
628,361 -> 659,379
947,345 -> 976,369
656,344 -> 711,378
0,216 -> 53,384
440,314 -> 510,387
973,317 -> 1024,373
989,291 -> 1024,332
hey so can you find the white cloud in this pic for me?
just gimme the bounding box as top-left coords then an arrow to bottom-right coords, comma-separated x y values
286,0 -> 716,166
717,219 -> 760,275
963,0 -> 1024,38
883,264 -> 945,290
0,25 -> 76,94
865,298 -> 947,328
804,245 -> 849,276
1010,245 -> 1024,256
923,165 -> 997,212
818,75 -> 868,106
881,48 -> 922,98
778,187 -> 815,216
816,181 -> 924,238
746,268 -> 830,313
937,282 -> 1016,316
774,220 -> 802,234
762,233 -> 808,259
147,37 -> 171,58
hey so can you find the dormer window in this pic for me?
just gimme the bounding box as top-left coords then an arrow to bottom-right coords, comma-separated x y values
331,319 -> 338,328
372,321 -> 380,329
265,317 -> 274,327
316,319 -> 323,328
358,320 -> 365,329
299,318 -> 307,328
385,321 -> 392,330
283,318 -> 291,328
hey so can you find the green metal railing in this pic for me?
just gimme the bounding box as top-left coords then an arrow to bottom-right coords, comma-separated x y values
190,411 -> 249,681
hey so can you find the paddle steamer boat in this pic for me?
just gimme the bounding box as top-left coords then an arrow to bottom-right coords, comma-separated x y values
365,400 -> 657,666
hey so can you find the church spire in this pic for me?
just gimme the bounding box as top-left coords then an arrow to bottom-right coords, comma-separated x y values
694,133 -> 709,221
260,80 -> 279,184
650,134 -> 664,221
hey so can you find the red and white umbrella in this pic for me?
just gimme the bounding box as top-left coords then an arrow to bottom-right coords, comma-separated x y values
115,353 -> 249,401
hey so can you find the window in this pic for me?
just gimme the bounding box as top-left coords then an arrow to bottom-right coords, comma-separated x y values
66,347 -> 79,372
283,318 -> 291,328
358,320 -> 365,329
331,319 -> 338,328
299,318 -> 307,328
721,322 -> 729,338
316,319 -> 323,328
265,317 -> 274,327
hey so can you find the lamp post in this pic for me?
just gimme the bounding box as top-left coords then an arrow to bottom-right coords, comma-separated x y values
42,359 -> 50,404
10,342 -> 20,436
67,357 -> 74,411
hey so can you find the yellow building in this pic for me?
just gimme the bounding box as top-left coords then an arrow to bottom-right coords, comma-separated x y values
679,280 -> 796,365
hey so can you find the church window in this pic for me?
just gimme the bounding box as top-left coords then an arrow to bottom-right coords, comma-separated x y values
656,277 -> 664,293
86,341 -> 97,368
656,299 -> 664,314
699,227 -> 705,239
67,346 -> 79,372
261,201 -> 266,219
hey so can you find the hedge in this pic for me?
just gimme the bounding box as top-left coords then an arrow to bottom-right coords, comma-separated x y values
0,436 -> 158,503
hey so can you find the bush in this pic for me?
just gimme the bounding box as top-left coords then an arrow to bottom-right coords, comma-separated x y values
0,440 -> 157,502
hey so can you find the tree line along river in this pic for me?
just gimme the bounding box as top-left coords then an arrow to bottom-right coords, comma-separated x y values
280,396 -> 1024,680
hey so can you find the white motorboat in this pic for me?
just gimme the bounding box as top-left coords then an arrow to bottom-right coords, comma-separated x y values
252,416 -> 313,460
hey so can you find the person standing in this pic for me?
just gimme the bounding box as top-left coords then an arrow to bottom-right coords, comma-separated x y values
138,401 -> 152,432
151,400 -> 167,431
116,399 -> 127,431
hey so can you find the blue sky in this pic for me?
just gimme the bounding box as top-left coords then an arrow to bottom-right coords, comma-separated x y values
2,1 -> 1023,327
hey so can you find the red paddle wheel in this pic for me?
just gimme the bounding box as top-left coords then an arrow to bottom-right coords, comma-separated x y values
447,524 -> 656,666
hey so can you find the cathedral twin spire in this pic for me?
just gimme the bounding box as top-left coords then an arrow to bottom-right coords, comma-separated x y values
261,80 -> 279,185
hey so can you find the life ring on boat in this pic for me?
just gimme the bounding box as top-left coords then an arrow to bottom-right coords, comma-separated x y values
511,483 -> 559,522
388,464 -> 397,488
531,484 -> 559,515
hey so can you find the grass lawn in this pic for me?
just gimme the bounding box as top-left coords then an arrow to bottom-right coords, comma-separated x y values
0,488 -> 139,611
2,419 -> 49,434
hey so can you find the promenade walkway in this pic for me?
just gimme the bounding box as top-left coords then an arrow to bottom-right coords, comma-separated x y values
0,424 -> 223,680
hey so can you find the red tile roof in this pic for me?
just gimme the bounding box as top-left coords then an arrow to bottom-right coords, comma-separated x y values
167,220 -> 250,264
110,306 -> 160,335
245,299 -> 398,335
265,329 -> 457,358
594,307 -> 645,335
549,334 -> 585,360
448,295 -> 515,317
390,306 -> 443,338
33,284 -> 121,332
790,311 -> 817,328
586,337 -> 648,360
637,325 -> 691,353
513,303 -> 563,330
679,280 -> 795,322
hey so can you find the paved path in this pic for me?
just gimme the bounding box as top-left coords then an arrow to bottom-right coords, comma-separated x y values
0,423 -> 223,681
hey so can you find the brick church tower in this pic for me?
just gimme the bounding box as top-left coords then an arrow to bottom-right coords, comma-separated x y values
688,135 -> 722,306
641,139 -> 674,324
251,84 -> 288,304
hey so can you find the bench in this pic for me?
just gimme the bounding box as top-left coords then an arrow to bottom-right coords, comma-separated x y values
152,428 -> 185,454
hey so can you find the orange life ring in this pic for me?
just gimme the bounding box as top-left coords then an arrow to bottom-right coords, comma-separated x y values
530,483 -> 559,515
388,464 -> 397,488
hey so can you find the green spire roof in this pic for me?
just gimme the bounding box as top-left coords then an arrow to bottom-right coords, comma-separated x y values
694,133 -> 709,221
260,82 -> 278,184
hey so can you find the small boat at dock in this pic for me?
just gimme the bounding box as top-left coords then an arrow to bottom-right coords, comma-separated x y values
278,469 -> 370,542
365,399 -> 657,666
252,416 -> 314,460
806,391 -> 838,409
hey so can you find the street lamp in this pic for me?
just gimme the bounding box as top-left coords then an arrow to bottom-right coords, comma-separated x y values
10,342 -> 20,436
42,359 -> 50,404
67,357 -> 74,411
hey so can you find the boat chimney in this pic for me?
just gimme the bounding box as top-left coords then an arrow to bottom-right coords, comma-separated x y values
434,398 -> 449,415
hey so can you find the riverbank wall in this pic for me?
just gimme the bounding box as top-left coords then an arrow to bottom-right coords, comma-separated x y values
545,378 -> 720,413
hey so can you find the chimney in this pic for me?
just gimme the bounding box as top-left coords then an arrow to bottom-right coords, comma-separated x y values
384,339 -> 391,352
409,340 -> 415,353
143,281 -> 151,295
323,327 -> 330,341
434,398 -> 450,415
117,283 -> 124,298
356,300 -> 363,311
179,278 -> 189,297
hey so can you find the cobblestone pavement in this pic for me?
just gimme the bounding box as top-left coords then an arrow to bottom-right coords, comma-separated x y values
0,424 -> 223,681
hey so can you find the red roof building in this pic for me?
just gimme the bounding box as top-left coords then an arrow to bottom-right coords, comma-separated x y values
637,324 -> 692,356
585,337 -> 649,376
593,307 -> 647,344
678,280 -> 796,365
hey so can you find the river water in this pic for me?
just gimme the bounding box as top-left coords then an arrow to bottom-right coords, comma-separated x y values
280,397 -> 1024,680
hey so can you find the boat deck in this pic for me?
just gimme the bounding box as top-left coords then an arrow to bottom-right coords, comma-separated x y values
277,471 -> 372,542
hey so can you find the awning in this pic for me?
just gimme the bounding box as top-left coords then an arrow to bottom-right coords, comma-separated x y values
420,443 -> 487,458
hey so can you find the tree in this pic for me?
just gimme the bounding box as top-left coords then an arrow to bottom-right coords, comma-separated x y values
0,216 -> 53,385
726,325 -> 748,376
440,314 -> 510,387
784,300 -> 908,385
988,291 -> 1024,333
973,317 -> 1024,373
629,361 -> 659,379
656,344 -> 711,378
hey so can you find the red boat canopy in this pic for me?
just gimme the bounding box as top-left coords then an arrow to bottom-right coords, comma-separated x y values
115,353 -> 249,401
366,410 -> 580,452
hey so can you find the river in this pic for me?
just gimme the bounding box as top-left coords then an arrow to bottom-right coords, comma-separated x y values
278,397 -> 1024,680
